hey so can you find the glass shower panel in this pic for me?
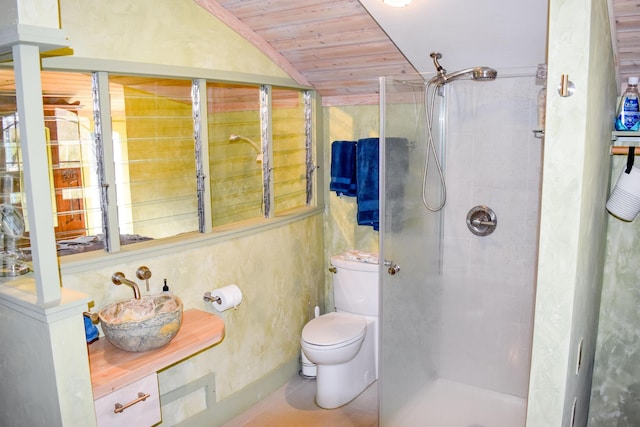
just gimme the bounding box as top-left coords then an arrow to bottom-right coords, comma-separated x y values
439,77 -> 538,401
380,74 -> 540,427
379,75 -> 445,424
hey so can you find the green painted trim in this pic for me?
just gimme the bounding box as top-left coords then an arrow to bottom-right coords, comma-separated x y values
0,24 -> 69,57
170,356 -> 299,427
160,372 -> 217,417
40,56 -> 311,90
312,92 -> 325,208
59,207 -> 324,275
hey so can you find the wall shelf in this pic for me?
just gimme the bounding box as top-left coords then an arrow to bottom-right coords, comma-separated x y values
88,309 -> 225,399
611,131 -> 640,155
612,131 -> 640,145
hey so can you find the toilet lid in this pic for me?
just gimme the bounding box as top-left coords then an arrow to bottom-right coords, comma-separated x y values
302,312 -> 366,346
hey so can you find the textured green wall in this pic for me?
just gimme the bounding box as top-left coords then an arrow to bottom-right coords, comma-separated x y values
323,104 -> 380,253
590,156 -> 640,426
322,104 -> 380,310
57,0 -> 290,78
527,0 -> 616,425
62,214 -> 324,425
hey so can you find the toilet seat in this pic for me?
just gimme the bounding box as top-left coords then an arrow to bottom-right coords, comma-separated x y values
302,312 -> 366,348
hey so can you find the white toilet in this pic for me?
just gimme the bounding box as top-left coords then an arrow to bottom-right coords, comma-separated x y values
301,251 -> 379,409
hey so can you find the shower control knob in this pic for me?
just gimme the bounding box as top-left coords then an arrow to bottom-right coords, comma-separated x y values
387,264 -> 400,276
466,205 -> 497,236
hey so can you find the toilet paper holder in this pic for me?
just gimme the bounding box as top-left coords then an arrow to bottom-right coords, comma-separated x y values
203,291 -> 221,304
203,284 -> 243,312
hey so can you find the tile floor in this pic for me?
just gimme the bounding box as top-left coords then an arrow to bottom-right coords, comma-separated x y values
222,374 -> 379,427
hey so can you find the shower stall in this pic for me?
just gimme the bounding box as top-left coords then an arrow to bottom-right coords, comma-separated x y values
379,70 -> 542,426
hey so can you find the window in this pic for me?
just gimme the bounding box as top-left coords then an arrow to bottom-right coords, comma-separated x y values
0,68 -> 315,258
272,88 -> 310,214
108,76 -> 198,239
0,68 -> 30,275
207,83 -> 263,227
40,72 -> 100,249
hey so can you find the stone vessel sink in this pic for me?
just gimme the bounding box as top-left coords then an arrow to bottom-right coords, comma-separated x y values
98,294 -> 183,352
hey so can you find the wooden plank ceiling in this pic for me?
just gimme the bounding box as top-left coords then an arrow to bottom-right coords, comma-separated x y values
197,0 -> 640,101
194,0 -> 418,106
2,2 -> 636,108
612,0 -> 640,85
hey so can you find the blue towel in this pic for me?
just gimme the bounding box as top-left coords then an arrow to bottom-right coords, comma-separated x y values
356,138 -> 380,230
330,140 -> 357,197
84,315 -> 99,343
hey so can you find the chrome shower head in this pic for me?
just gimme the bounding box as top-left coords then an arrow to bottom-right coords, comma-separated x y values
427,52 -> 497,85
470,67 -> 498,81
443,66 -> 498,82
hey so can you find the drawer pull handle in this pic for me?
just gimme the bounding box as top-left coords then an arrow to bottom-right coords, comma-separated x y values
114,392 -> 150,414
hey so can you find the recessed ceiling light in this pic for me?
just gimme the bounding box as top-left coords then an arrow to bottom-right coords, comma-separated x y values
382,0 -> 411,7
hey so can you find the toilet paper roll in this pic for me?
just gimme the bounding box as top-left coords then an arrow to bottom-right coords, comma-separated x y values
210,284 -> 243,312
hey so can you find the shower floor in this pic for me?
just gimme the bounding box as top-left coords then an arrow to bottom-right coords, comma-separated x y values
387,378 -> 526,427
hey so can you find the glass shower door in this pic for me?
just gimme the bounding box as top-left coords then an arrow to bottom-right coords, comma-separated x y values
379,75 -> 445,425
379,74 -> 539,426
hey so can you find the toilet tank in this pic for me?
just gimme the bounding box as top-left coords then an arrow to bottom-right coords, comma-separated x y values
331,251 -> 379,316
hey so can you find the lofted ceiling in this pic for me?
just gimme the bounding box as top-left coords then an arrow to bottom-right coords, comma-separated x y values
195,0 -> 639,106
194,0 -> 418,106
358,0 -> 548,79
1,1 -> 634,108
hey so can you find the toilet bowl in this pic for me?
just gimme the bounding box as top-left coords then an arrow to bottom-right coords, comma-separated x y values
300,251 -> 379,409
301,312 -> 375,409
301,312 -> 366,365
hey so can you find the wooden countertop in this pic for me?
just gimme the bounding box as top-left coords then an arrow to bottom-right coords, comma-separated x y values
88,309 -> 225,399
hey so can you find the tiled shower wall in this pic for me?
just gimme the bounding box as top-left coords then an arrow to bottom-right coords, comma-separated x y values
439,75 -> 542,397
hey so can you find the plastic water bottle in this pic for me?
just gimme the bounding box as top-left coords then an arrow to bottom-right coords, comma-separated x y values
615,77 -> 640,131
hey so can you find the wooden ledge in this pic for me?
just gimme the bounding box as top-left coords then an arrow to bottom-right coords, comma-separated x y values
88,308 -> 225,399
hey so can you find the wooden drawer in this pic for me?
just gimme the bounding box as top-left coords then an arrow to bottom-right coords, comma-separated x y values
94,373 -> 161,427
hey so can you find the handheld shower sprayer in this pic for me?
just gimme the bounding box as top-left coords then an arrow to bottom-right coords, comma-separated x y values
422,52 -> 498,212
428,52 -> 497,85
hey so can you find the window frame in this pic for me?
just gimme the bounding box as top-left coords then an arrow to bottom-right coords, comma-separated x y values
0,60 -> 324,276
